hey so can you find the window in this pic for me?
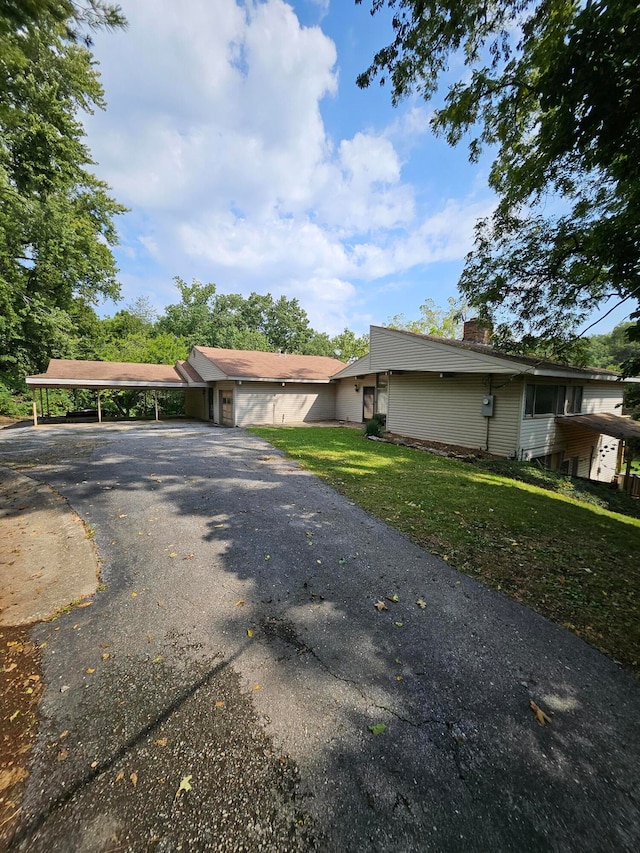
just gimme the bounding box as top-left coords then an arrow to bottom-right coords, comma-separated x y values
524,384 -> 583,417
525,384 -> 566,417
567,386 -> 583,414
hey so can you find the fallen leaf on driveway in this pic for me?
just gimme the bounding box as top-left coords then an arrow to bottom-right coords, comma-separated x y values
85,668 -> 95,674
252,684 -> 261,691
374,600 -> 388,612
235,600 -> 244,607
247,629 -> 254,638
57,750 -> 68,761
416,599 -> 427,609
131,592 -> 137,598
387,594 -> 399,603
118,514 -> 127,518
394,621 -> 404,628
9,710 -> 19,722
169,552 -> 177,558
77,601 -> 92,608
530,700 -> 552,726
183,553 -> 194,560
115,771 -> 124,782
130,772 -> 138,787
175,775 -> 192,799
102,653 -> 110,661
154,737 -> 168,747
5,663 -> 17,673
368,723 -> 387,735
215,701 -> 224,708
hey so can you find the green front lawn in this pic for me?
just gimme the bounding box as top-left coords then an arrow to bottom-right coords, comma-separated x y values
251,427 -> 640,672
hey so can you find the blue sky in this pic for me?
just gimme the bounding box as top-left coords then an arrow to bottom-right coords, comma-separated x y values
83,0 -> 626,338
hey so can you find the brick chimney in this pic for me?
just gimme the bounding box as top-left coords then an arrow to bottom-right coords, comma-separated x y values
462,318 -> 491,345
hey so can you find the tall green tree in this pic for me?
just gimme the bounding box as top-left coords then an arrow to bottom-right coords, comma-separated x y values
386,297 -> 465,338
357,1 -> 640,373
0,0 -> 126,378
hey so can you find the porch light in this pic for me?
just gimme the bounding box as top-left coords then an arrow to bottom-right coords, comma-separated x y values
354,383 -> 359,392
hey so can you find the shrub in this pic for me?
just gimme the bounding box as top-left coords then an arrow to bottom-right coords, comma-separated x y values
364,418 -> 383,437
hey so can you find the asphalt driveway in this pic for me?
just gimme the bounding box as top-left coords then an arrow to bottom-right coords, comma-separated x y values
1,421 -> 639,852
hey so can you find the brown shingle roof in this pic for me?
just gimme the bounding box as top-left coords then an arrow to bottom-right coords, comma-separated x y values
195,348 -> 346,381
27,359 -> 204,387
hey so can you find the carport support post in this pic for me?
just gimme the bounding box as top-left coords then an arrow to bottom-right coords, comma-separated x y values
154,390 -> 159,422
32,391 -> 38,427
39,388 -> 44,420
45,387 -> 50,417
97,390 -> 102,423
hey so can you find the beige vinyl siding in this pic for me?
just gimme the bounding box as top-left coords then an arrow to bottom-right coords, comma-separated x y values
235,383 -> 335,427
188,348 -> 228,381
518,417 -> 564,459
554,422 -> 602,479
332,354 -> 372,379
185,388 -> 208,420
369,326 -> 518,374
582,382 -> 625,414
335,374 -> 377,422
387,373 -> 520,455
519,379 -> 625,461
485,379 -> 522,455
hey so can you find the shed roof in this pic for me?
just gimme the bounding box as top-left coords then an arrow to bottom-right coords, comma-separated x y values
194,348 -> 346,382
556,413 -> 640,441
369,326 -> 635,382
26,359 -> 207,389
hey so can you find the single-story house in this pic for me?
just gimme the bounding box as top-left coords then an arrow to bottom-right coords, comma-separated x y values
183,348 -> 346,426
26,320 -> 640,483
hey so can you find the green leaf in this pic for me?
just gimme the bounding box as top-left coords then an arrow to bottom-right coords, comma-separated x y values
368,723 -> 387,736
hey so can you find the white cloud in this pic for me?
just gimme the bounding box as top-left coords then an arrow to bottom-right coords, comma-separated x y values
88,0 -> 492,333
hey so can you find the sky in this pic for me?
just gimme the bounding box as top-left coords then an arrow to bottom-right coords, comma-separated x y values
82,0 -> 626,339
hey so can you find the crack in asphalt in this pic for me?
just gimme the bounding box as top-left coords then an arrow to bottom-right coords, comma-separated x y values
11,650 -> 243,850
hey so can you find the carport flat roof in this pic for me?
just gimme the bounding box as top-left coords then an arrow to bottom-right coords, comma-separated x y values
26,359 -> 208,390
556,412 -> 640,441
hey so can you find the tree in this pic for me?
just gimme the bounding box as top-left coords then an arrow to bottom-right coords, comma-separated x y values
330,328 -> 370,362
357,1 -> 640,372
156,280 -> 317,354
156,278 -> 219,348
0,0 -> 127,378
386,297 -> 465,338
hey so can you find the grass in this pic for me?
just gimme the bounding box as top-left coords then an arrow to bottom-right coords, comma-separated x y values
251,426 -> 640,672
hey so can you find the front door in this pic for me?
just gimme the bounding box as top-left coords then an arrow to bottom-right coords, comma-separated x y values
220,391 -> 233,426
363,386 -> 375,421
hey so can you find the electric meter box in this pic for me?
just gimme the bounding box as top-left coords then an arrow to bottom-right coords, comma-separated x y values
481,394 -> 495,417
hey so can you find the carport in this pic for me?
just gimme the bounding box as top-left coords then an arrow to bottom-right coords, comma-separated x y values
556,411 -> 640,492
25,359 -> 208,425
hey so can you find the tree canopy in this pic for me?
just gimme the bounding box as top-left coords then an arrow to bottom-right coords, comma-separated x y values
0,0 -> 126,379
357,0 -> 640,374
386,297 -> 465,338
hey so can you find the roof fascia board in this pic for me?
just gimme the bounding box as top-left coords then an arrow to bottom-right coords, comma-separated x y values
25,377 -> 204,389
230,377 -> 332,384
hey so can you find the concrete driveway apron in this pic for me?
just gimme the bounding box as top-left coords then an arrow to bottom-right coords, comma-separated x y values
2,422 -> 639,852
